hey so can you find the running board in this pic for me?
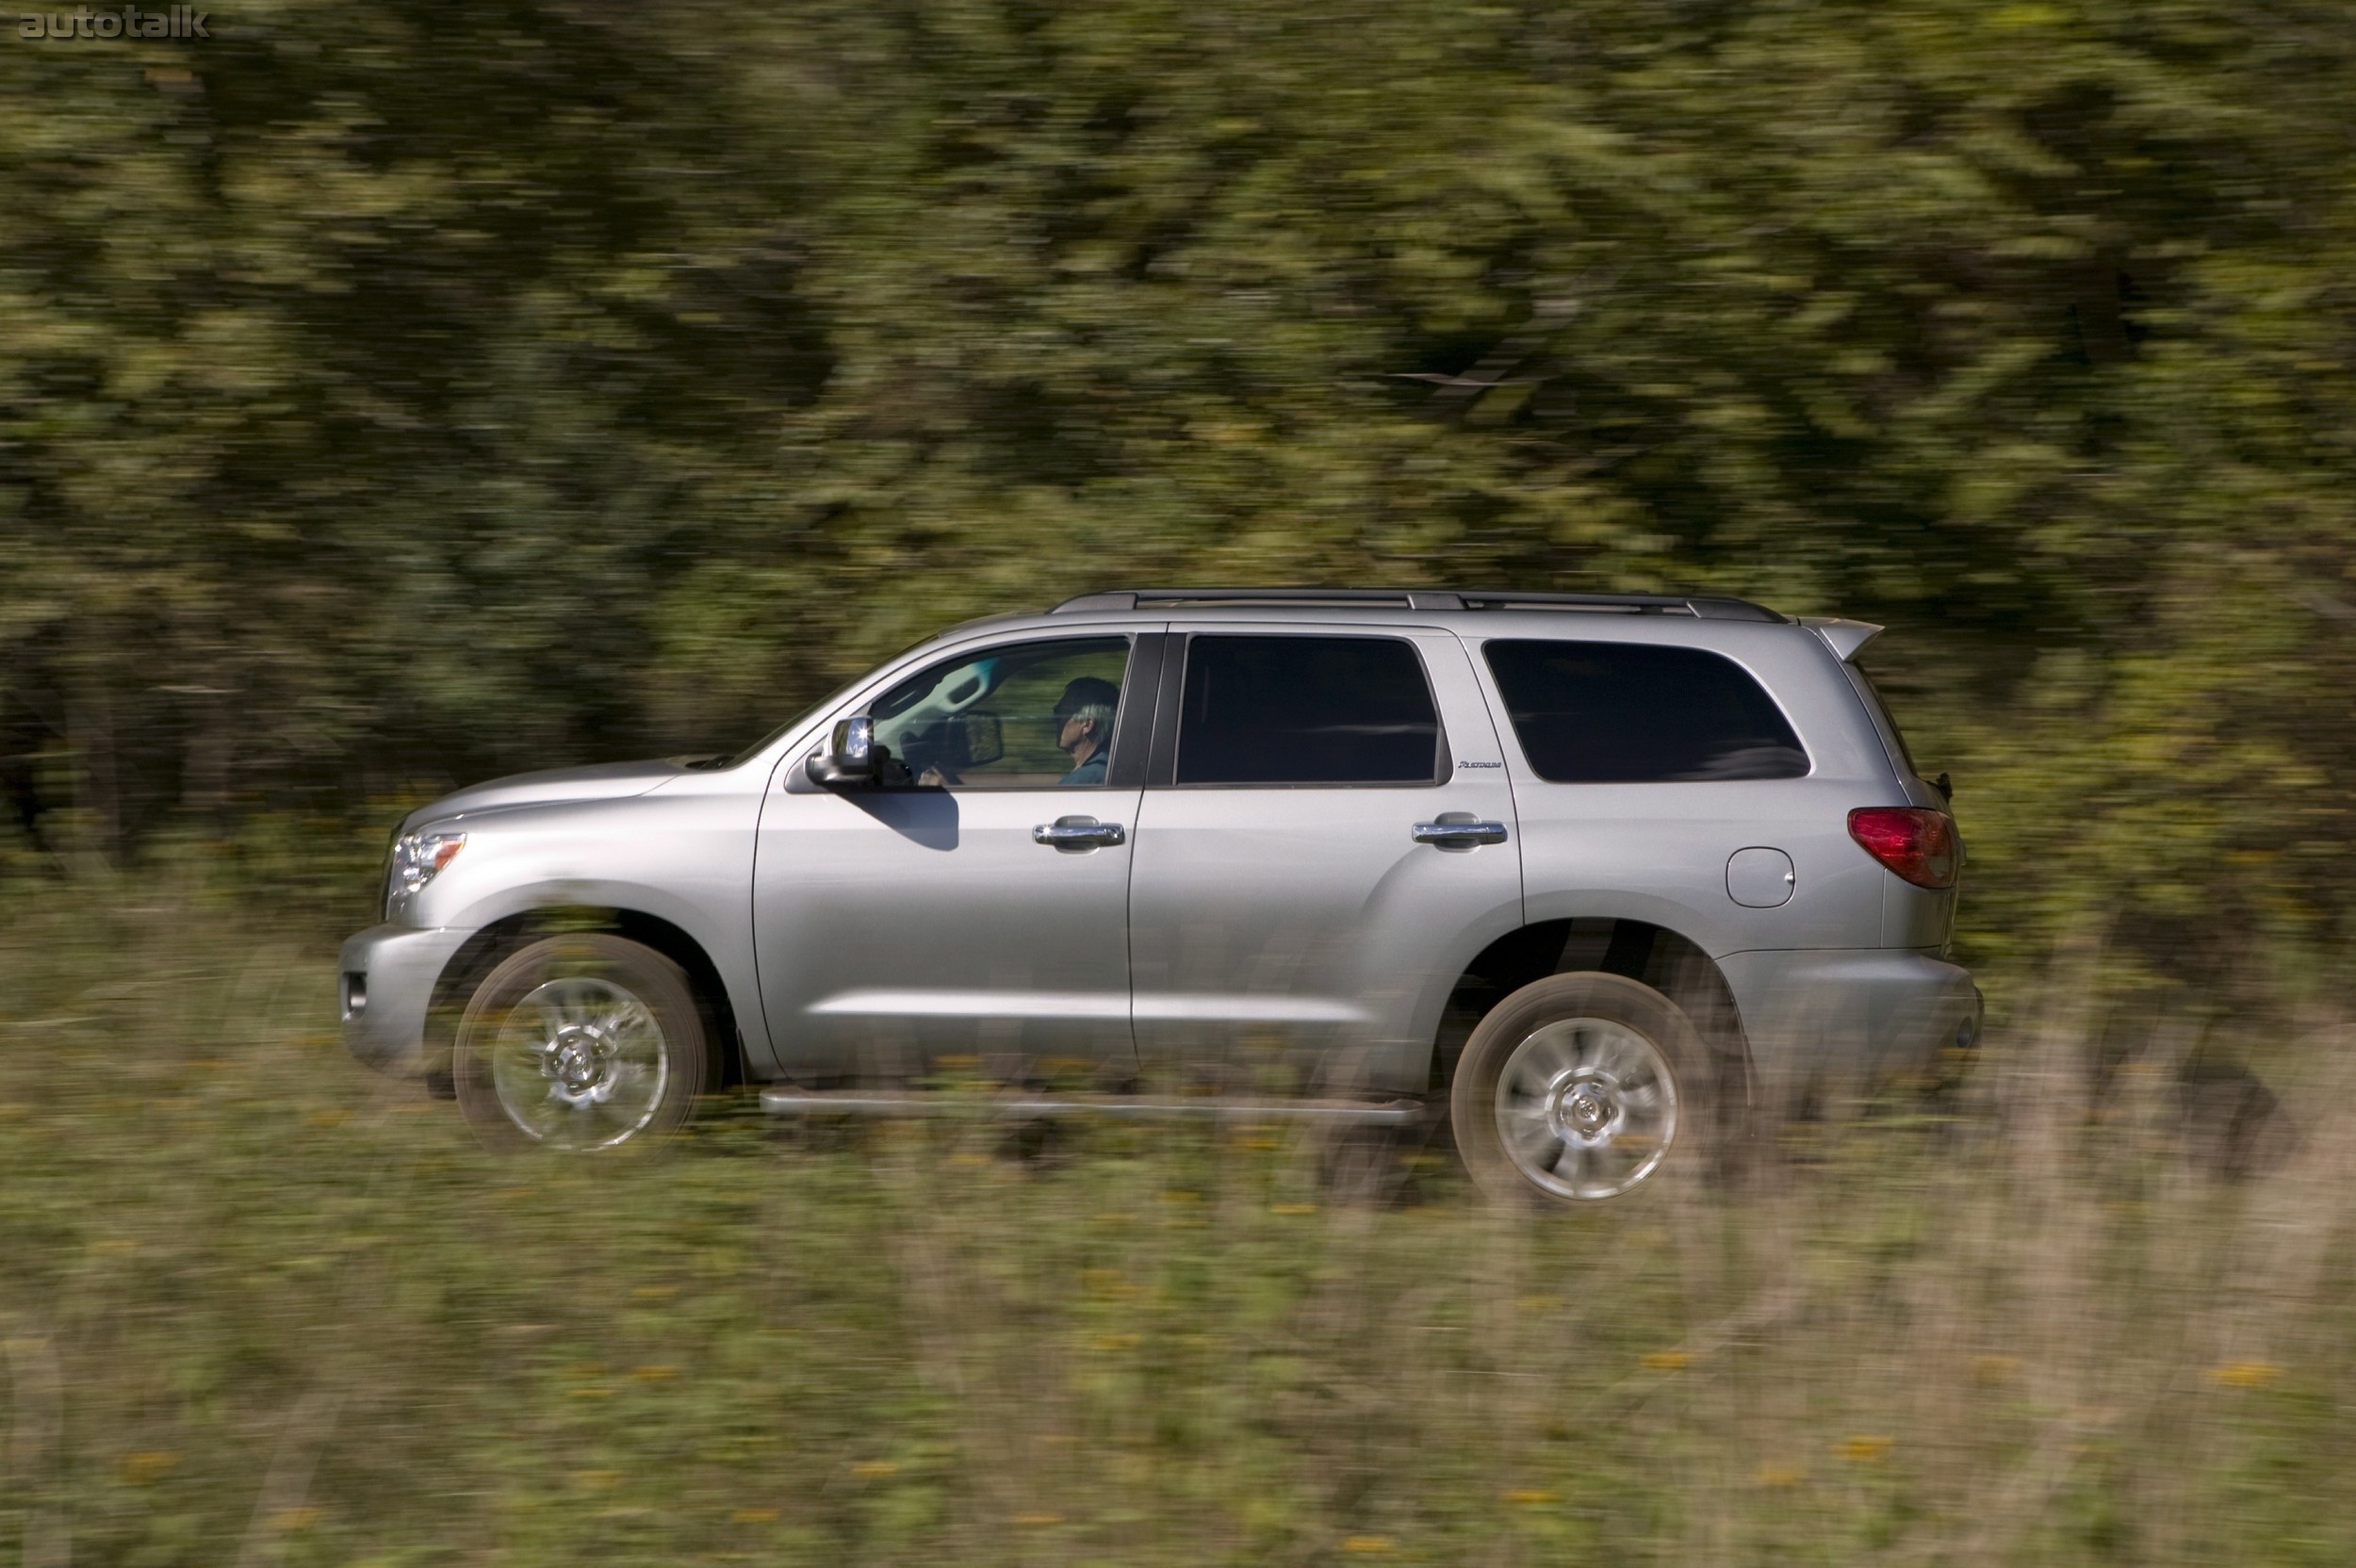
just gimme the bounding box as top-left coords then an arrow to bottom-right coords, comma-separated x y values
757,1088 -> 1423,1125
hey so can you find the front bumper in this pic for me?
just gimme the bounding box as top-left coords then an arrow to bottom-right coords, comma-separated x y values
1717,947 -> 1982,1101
338,923 -> 472,1077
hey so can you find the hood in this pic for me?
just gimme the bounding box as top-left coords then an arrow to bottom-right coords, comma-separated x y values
402,758 -> 687,830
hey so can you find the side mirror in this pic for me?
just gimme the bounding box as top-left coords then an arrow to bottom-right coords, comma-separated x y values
953,710 -> 1005,769
806,715 -> 876,788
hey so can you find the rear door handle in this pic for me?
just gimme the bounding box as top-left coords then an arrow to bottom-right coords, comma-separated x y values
1412,819 -> 1508,848
1034,816 -> 1126,851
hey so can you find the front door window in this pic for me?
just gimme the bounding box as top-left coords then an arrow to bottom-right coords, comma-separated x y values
871,637 -> 1131,789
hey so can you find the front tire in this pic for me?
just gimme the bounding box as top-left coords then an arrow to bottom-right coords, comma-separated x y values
1450,972 -> 1712,1205
453,934 -> 710,1152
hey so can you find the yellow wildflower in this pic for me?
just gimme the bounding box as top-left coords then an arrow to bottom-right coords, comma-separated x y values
2208,1361 -> 2282,1389
119,1450 -> 181,1484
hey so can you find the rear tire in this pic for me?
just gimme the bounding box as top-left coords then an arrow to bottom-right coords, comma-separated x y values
453,934 -> 710,1152
1450,972 -> 1713,1206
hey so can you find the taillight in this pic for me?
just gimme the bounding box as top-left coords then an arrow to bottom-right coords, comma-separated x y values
1847,807 -> 1960,890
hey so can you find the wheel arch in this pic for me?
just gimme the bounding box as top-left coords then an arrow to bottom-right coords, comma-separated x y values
423,906 -> 748,1091
1433,917 -> 1750,1094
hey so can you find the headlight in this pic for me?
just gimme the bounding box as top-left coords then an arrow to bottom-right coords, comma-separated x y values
386,829 -> 466,914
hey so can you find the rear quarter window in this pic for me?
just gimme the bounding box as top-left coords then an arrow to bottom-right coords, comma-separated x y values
1482,640 -> 1809,783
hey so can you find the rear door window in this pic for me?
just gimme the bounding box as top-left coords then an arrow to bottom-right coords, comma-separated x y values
1482,640 -> 1808,783
1175,636 -> 1444,786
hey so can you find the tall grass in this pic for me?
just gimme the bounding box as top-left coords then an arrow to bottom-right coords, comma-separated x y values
3,863 -> 2353,1565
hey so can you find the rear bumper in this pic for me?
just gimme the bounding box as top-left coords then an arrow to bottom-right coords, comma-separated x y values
338,923 -> 470,1077
1718,947 -> 1981,1100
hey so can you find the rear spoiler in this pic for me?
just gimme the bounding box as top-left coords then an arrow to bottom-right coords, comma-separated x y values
1799,616 -> 1884,662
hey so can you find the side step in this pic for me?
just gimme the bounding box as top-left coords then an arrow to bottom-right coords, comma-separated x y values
757,1087 -> 1424,1125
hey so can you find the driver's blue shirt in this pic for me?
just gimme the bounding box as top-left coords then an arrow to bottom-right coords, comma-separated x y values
1060,747 -> 1108,787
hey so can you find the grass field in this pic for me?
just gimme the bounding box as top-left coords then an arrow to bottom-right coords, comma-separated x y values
6,858 -> 2356,1566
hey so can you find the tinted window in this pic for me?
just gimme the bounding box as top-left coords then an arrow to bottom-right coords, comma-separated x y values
1176,636 -> 1442,786
1483,640 -> 1808,783
871,637 -> 1130,788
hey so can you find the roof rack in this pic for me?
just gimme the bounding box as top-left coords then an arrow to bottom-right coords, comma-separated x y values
1048,587 -> 1786,623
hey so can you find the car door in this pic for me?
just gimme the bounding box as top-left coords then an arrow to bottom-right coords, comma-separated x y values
1125,626 -> 1523,1096
752,631 -> 1160,1081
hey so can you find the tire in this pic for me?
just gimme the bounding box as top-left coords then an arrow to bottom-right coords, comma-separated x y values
452,934 -> 711,1152
1449,972 -> 1713,1206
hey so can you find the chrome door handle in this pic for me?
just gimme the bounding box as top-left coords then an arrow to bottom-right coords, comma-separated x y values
1034,816 -> 1126,850
1412,819 -> 1508,847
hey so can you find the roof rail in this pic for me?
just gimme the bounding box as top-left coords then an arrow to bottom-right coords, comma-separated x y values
1048,587 -> 1785,622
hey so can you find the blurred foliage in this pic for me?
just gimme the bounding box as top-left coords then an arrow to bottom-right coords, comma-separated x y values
3,0 -> 2354,998
9,875 -> 2356,1567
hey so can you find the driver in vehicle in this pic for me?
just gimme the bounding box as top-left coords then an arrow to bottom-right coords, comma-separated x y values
1053,677 -> 1119,785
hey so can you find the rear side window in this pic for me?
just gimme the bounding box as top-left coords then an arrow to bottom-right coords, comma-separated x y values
1483,640 -> 1808,783
1176,635 -> 1443,786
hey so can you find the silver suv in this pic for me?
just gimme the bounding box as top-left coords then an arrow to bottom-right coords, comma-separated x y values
340,588 -> 1978,1202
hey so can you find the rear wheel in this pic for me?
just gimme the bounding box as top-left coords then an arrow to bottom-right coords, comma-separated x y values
453,934 -> 710,1152
1450,972 -> 1712,1205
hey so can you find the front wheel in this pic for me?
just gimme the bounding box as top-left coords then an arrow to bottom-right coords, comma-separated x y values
453,934 -> 711,1152
1449,972 -> 1713,1205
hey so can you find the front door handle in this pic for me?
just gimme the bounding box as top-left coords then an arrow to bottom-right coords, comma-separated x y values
1412,818 -> 1508,848
1034,816 -> 1126,851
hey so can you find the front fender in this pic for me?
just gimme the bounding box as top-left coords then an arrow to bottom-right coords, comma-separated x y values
407,783 -> 770,1073
439,877 -> 770,1078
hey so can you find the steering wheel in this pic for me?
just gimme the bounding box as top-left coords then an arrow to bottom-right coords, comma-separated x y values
905,720 -> 962,786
